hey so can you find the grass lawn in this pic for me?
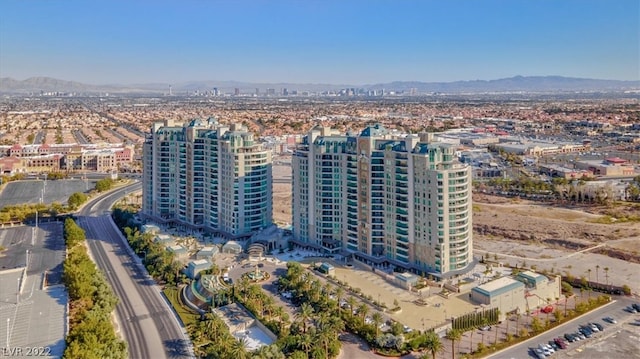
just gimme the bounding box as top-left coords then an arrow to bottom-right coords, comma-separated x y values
163,286 -> 200,328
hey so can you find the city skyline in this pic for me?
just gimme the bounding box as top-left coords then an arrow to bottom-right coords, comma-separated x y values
1,0 -> 638,85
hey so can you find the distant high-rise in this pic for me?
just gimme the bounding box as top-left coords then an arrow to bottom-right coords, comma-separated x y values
234,88 -> 240,96
169,85 -> 172,96
143,118 -> 273,238
292,125 -> 474,278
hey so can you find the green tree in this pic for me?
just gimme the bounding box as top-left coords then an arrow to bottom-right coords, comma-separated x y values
296,303 -> 314,334
67,192 -> 88,210
357,303 -> 369,326
231,337 -> 249,359
423,331 -> 443,359
372,312 -> 383,337
531,317 -> 544,333
445,328 -> 462,359
95,178 -> 114,192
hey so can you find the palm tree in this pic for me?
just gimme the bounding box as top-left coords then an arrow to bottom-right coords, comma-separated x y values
299,333 -> 313,358
296,303 -> 314,334
445,328 -> 462,359
327,314 -> 345,334
423,331 -> 444,359
604,267 -> 610,287
316,327 -> 334,358
357,303 -> 369,326
587,269 -> 592,299
315,312 -> 330,331
335,286 -> 345,305
273,306 -> 285,324
346,297 -> 357,316
479,317 -> 489,346
514,312 -> 521,337
204,313 -> 219,339
504,313 -> 510,340
231,337 -> 249,359
468,324 -> 476,354
372,312 -> 383,337
595,265 -> 600,284
494,309 -> 501,344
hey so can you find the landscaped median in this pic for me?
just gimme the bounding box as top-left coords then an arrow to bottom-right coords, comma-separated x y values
162,286 -> 199,328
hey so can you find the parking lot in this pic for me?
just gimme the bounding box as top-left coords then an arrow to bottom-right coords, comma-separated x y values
490,297 -> 640,359
0,222 -> 67,358
0,179 -> 98,207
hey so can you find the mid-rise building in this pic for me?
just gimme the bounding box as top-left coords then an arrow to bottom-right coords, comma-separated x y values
292,125 -> 474,278
142,118 -> 272,238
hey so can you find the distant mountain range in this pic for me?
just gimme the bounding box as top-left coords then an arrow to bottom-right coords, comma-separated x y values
1,75 -> 638,95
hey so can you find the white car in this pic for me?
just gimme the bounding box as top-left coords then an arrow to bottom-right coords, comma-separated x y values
533,348 -> 547,359
539,343 -> 554,356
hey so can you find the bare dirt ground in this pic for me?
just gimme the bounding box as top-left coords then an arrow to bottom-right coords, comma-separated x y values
473,193 -> 640,294
272,165 -> 292,225
273,182 -> 292,224
473,193 -> 640,257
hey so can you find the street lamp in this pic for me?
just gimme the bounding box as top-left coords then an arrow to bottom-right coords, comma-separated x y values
6,318 -> 9,349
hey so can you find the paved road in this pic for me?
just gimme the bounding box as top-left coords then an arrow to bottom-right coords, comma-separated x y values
77,183 -> 193,359
489,297 -> 637,359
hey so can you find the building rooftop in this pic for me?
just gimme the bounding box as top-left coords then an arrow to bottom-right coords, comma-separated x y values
516,271 -> 547,287
473,276 -> 524,297
189,259 -> 210,267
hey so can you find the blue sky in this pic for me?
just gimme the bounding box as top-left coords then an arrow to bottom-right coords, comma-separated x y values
1,0 -> 638,84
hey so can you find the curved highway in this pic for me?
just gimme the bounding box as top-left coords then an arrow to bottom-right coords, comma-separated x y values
77,183 -> 193,359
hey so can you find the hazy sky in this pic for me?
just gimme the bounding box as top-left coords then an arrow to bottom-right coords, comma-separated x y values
1,0 -> 638,85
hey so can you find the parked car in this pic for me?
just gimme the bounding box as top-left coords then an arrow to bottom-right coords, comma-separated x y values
533,348 -> 547,359
625,306 -> 638,313
579,327 -> 593,338
554,337 -> 568,349
539,343 -> 554,356
564,333 -> 577,342
603,316 -> 617,324
632,303 -> 640,312
548,340 -> 560,351
479,325 -> 491,331
592,322 -> 604,331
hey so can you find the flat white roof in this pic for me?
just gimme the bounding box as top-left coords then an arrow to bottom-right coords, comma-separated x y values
190,259 -> 210,266
476,276 -> 522,293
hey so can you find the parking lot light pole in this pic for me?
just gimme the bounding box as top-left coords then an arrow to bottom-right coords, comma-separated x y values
6,318 -> 9,349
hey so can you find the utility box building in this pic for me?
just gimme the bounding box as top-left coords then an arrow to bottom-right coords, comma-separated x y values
471,277 -> 526,315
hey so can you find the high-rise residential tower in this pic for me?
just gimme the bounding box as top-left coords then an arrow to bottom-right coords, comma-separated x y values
142,118 -> 272,238
292,125 -> 473,278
